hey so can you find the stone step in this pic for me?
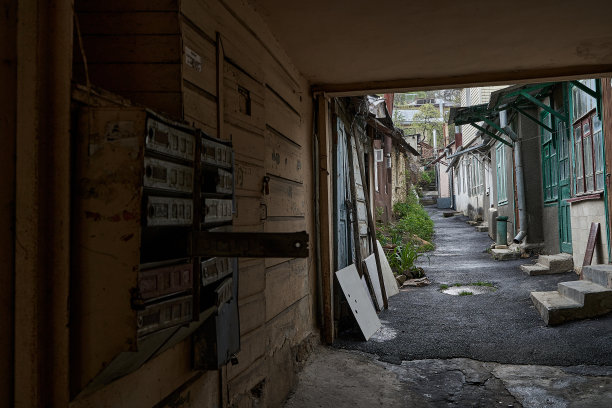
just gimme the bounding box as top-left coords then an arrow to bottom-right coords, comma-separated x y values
536,253 -> 573,274
520,263 -> 550,276
583,264 -> 612,288
491,248 -> 520,261
530,291 -> 581,326
475,225 -> 488,232
558,281 -> 612,309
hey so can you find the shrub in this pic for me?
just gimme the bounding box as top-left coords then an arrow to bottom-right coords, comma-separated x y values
419,169 -> 435,185
392,196 -> 434,242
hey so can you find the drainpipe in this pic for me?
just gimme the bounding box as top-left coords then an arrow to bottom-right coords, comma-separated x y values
504,125 -> 527,243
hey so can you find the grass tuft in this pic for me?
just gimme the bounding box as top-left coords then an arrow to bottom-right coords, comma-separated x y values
459,291 -> 473,296
471,281 -> 494,287
439,284 -> 449,290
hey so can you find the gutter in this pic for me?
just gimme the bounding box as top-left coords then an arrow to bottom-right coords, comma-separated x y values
504,126 -> 527,243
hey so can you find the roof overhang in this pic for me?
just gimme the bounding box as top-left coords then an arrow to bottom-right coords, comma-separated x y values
250,0 -> 612,94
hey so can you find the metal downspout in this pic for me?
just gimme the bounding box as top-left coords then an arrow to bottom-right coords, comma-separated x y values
504,126 -> 527,243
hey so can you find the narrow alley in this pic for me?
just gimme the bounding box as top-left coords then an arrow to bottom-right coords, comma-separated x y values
284,207 -> 612,407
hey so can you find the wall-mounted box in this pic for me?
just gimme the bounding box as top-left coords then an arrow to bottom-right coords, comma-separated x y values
203,198 -> 233,225
202,137 -> 233,168
137,295 -> 193,337
72,105 -> 198,393
138,261 -> 194,301
145,196 -> 194,227
200,257 -> 235,286
202,167 -> 233,195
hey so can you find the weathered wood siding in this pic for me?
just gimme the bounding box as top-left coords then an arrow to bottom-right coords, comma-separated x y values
70,0 -> 314,407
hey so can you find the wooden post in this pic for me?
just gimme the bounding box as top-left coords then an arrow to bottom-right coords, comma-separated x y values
345,125 -> 379,309
317,95 -> 334,343
350,128 -> 388,309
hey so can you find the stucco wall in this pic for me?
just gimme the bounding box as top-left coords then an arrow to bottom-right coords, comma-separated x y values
570,199 -> 609,272
542,206 -> 560,254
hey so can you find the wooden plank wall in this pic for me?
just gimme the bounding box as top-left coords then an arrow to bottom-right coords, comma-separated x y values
72,0 -> 314,407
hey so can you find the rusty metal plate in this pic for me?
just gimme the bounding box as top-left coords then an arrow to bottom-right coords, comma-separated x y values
138,262 -> 193,300
137,295 -> 193,337
203,198 -> 233,225
194,231 -> 309,258
143,157 -> 194,193
146,117 -> 195,161
202,137 -> 232,168
146,196 -> 193,226
200,257 -> 235,286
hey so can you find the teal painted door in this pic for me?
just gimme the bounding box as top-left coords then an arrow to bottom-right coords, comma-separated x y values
557,117 -> 572,253
334,120 -> 352,269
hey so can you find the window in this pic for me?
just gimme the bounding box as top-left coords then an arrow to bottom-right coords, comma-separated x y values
374,149 -> 383,192
574,111 -> 603,194
572,80 -> 603,194
496,143 -> 507,205
541,112 -> 558,202
468,155 -> 483,197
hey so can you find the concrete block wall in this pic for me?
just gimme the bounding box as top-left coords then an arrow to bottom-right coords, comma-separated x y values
570,199 -> 609,272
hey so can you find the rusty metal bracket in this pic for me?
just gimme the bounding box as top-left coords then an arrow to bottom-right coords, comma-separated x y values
194,231 -> 309,258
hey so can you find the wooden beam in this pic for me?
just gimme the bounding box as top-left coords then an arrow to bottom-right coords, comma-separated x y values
482,117 -> 513,139
571,80 -> 599,99
15,0 -> 73,405
470,123 -> 512,147
512,106 -> 554,133
311,65 -> 612,96
519,91 -> 568,122
317,95 -> 334,344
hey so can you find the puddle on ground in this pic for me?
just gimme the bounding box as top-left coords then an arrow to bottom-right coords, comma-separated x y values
441,285 -> 497,296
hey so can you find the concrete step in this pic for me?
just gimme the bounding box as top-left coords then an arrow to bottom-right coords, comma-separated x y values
558,281 -> 612,309
520,263 -> 550,276
530,291 -> 581,325
491,248 -> 520,261
536,253 -> 573,274
583,264 -> 612,288
466,221 -> 479,226
475,225 -> 488,232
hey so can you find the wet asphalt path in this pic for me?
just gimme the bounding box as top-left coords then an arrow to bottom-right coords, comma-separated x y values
335,207 -> 612,367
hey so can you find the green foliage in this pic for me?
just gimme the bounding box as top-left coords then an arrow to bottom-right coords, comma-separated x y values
389,243 -> 421,273
419,169 -> 435,186
376,225 -> 388,246
459,291 -> 473,296
392,109 -> 405,128
439,284 -> 449,290
392,197 -> 434,243
471,281 -> 494,287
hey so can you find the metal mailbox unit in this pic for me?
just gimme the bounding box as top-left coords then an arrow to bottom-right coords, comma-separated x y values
194,134 -> 240,369
72,106 -> 202,392
71,86 -> 309,395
